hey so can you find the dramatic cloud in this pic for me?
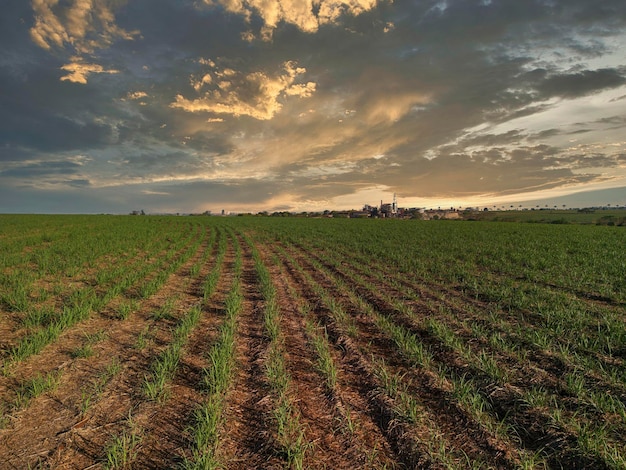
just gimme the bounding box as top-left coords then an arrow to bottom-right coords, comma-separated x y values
207,0 -> 380,39
30,0 -> 137,53
60,57 -> 119,83
533,68 -> 626,99
1,0 -> 625,213
171,61 -> 316,120
127,91 -> 148,100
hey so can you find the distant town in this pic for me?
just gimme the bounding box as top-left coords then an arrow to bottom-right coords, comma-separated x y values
131,193 -> 626,223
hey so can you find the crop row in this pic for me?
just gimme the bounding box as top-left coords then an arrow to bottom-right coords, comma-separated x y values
0,215 -> 623,469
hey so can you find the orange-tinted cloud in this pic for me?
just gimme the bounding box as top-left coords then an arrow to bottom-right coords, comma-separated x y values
30,0 -> 137,53
171,61 -> 316,120
60,58 -> 119,83
207,0 -> 379,39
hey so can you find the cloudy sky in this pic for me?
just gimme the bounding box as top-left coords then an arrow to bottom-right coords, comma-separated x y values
1,0 -> 626,213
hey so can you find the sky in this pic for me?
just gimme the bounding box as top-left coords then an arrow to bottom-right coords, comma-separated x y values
1,0 -> 626,214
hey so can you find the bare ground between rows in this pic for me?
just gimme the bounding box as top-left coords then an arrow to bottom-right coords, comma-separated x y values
0,231 -> 200,357
126,234 -> 237,468
277,240 -> 519,469
256,241 -> 402,469
217,238 -> 283,469
303,240 -> 626,432
282,240 -> 615,469
0,229 -> 212,469
267,242 -> 452,468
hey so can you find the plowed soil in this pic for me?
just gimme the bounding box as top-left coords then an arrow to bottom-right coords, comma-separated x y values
0,219 -> 623,469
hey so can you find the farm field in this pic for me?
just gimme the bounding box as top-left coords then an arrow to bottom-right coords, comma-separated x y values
465,208 -> 626,225
0,214 -> 625,469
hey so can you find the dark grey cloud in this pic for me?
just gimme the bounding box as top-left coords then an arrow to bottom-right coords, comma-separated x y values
1,0 -> 625,212
534,68 -> 626,98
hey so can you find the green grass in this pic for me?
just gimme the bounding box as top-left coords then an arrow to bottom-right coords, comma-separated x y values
104,426 -> 142,469
2,214 -> 625,467
70,329 -> 107,359
184,238 -> 242,469
14,370 -> 62,408
114,300 -> 138,320
144,305 -> 202,402
306,320 -> 338,392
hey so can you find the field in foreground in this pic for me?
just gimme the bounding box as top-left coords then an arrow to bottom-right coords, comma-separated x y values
0,215 -> 624,469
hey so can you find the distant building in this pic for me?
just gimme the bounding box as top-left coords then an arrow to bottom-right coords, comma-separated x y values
422,209 -> 460,220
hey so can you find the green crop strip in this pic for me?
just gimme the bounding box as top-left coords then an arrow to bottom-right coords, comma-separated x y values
143,228 -> 216,401
250,243 -> 309,469
1,217 -> 206,370
202,227 -> 228,303
183,235 -> 242,470
273,239 -> 542,468
13,370 -> 62,409
103,413 -> 143,470
143,304 -> 203,402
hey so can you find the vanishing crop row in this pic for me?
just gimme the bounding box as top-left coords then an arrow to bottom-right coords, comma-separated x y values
1,215 -> 624,469
0,218 -> 208,369
238,217 -> 625,468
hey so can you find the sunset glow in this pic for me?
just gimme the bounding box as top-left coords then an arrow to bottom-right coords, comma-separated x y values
2,0 -> 625,213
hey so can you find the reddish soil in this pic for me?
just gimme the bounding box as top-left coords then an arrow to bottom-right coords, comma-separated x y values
0,226 -> 618,469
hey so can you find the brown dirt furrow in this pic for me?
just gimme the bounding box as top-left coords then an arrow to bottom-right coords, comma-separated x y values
0,228 -> 212,469
292,239 -> 575,391
277,240 -> 519,469
284,239 -> 615,470
218,238 -> 282,469
268,241 -> 439,469
317,239 -> 626,375
130,229 -> 235,468
255,240 -> 400,469
0,308 -> 19,355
